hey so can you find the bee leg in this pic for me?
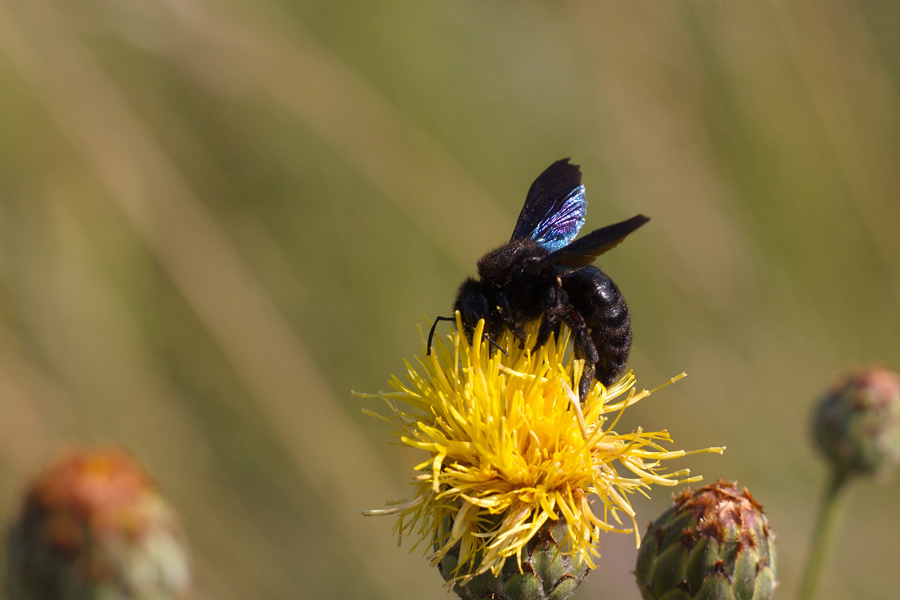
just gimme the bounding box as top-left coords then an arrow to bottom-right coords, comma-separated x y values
564,307 -> 600,403
513,323 -> 527,348
534,286 -> 564,349
578,364 -> 596,403
552,320 -> 563,340
497,292 -> 527,348
535,311 -> 558,350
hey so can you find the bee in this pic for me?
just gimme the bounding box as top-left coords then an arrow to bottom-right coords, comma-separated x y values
428,158 -> 648,401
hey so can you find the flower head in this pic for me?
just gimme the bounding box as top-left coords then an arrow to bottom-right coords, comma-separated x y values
6,447 -> 190,600
635,480 -> 777,600
812,365 -> 900,478
362,315 -> 723,588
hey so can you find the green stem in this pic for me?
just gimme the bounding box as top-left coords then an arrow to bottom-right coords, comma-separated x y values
797,470 -> 852,600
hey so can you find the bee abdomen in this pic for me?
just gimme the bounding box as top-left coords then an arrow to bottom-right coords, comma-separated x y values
562,267 -> 633,386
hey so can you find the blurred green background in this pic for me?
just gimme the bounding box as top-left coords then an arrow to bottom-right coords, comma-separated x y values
1,0 -> 899,598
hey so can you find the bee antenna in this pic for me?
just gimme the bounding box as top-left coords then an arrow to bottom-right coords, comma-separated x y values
426,316 -> 456,355
427,316 -> 508,357
486,335 -> 508,356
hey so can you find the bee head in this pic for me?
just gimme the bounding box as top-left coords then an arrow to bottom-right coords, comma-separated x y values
454,278 -> 492,338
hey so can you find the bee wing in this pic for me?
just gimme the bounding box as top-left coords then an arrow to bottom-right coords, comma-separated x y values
510,158 -> 587,253
534,214 -> 649,269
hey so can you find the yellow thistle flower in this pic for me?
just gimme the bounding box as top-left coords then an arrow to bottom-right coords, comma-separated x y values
361,315 -> 723,588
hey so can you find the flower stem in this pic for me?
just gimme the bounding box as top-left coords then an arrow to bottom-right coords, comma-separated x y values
798,470 -> 851,600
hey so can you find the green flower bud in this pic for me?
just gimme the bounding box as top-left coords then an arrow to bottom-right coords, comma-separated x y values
635,481 -> 777,600
6,448 -> 190,600
812,366 -> 900,478
438,517 -> 589,600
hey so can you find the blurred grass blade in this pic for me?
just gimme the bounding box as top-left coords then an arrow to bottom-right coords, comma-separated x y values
0,1 -> 428,597
161,0 -> 506,269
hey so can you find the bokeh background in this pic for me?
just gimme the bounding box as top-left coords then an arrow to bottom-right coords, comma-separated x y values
1,1 -> 899,598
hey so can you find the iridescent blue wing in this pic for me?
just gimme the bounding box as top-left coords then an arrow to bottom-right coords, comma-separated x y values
533,214 -> 649,270
510,158 -> 587,252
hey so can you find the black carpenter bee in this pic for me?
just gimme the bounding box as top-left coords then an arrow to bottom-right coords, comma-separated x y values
427,158 -> 648,401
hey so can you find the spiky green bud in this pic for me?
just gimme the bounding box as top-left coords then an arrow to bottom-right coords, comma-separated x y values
812,366 -> 900,478
635,480 -> 777,600
437,518 -> 589,600
6,448 -> 190,600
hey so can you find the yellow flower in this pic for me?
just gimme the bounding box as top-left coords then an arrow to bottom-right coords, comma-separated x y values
361,315 -> 723,585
